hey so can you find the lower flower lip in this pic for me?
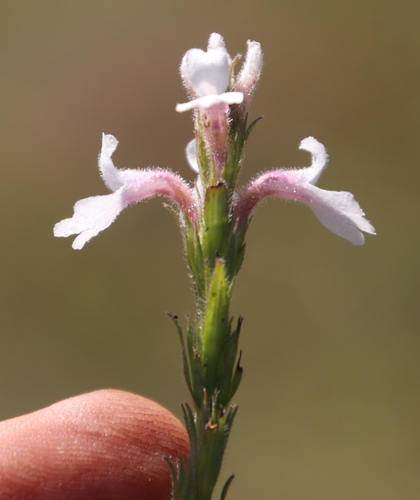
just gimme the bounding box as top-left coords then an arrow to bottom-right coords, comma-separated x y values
176,92 -> 243,113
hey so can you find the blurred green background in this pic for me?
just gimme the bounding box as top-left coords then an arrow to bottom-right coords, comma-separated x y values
1,1 -> 419,498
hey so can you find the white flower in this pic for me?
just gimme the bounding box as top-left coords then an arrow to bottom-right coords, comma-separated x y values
54,134 -> 198,250
235,137 -> 375,245
176,33 -> 243,113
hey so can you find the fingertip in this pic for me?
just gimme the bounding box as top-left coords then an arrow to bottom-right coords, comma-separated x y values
0,389 -> 189,499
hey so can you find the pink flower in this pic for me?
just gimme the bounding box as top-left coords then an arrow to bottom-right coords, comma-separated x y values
54,134 -> 198,250
234,137 -> 375,245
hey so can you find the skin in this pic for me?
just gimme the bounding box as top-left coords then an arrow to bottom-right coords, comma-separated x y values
0,389 -> 189,499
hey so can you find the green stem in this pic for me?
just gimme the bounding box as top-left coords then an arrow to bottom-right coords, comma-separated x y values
169,104 -> 256,500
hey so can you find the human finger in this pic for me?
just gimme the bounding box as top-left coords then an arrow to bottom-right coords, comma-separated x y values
0,389 -> 189,499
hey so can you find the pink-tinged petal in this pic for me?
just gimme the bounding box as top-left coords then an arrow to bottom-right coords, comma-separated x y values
200,101 -> 231,179
234,40 -> 263,102
235,137 -> 375,245
120,168 -> 199,224
54,136 -> 198,249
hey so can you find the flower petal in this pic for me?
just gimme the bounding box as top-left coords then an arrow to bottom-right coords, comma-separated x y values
184,139 -> 205,200
180,47 -> 230,98
234,40 -> 263,102
303,185 -> 376,245
54,190 -> 126,250
295,136 -> 328,184
207,33 -> 226,51
176,92 -> 243,113
186,139 -> 198,173
98,134 -> 124,191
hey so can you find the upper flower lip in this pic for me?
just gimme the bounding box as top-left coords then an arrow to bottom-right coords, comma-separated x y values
176,34 -> 244,113
183,47 -> 230,97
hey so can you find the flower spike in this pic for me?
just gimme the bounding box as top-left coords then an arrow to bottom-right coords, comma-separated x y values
54,34 -> 376,498
234,137 -> 375,245
54,134 -> 198,250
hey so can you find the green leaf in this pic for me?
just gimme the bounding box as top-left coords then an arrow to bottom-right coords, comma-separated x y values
181,402 -> 198,484
168,313 -> 194,402
229,350 -> 243,401
245,115 -> 264,140
220,475 -> 235,500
